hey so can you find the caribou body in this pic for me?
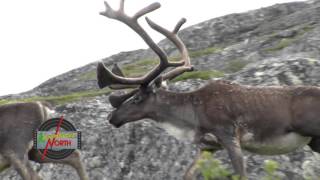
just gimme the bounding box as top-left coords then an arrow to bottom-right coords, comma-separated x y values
0,102 -> 89,180
97,0 -> 320,179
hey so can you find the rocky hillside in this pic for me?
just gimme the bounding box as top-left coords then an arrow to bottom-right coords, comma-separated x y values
1,0 -> 320,180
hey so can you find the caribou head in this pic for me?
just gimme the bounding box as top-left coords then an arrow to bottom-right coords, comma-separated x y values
97,0 -> 193,128
107,87 -> 155,127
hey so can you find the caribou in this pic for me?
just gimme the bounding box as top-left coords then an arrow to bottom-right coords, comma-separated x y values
97,0 -> 320,179
0,102 -> 89,180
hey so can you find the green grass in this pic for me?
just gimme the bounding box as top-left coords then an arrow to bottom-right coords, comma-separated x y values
79,71 -> 96,81
196,153 -> 319,180
0,163 -> 10,173
189,47 -> 222,58
172,70 -> 224,82
263,160 -> 281,180
196,152 -> 295,180
0,89 -> 111,106
264,24 -> 315,52
301,24 -> 315,33
170,47 -> 223,61
122,58 -> 157,77
224,60 -> 249,73
196,151 -> 237,180
265,38 -> 296,52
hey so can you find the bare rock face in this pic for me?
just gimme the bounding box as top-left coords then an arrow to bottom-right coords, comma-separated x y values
227,56 -> 320,86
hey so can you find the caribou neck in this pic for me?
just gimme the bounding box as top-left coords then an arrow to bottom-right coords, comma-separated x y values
150,89 -> 200,129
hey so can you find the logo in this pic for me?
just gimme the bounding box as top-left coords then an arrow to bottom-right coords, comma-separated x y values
34,116 -> 81,160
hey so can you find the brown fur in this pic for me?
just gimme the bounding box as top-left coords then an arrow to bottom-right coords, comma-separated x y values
108,80 -> 320,179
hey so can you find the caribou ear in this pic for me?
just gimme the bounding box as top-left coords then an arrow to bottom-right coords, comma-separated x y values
153,76 -> 168,90
109,89 -> 139,108
154,77 -> 163,88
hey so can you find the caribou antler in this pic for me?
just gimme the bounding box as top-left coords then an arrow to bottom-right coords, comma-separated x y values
145,17 -> 193,81
97,63 -> 138,89
97,0 -> 193,89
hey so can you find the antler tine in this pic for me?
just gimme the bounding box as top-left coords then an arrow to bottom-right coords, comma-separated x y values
98,0 -> 177,89
145,17 -> 193,81
100,1 -> 165,62
118,0 -> 125,12
100,1 -> 117,18
133,3 -> 161,20
173,18 -> 186,34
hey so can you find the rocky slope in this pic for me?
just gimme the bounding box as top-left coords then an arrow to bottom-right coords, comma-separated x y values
1,0 -> 320,180
3,57 -> 320,180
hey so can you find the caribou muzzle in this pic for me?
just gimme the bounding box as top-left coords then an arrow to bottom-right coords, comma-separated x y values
107,111 -> 122,128
108,110 -> 131,128
108,90 -> 137,127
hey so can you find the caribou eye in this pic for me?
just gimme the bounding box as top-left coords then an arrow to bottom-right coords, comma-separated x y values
133,95 -> 143,104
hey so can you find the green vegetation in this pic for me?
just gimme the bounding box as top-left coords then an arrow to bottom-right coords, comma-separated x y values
196,152 -> 279,180
265,24 -> 315,52
172,70 -> 224,82
265,38 -> 296,52
224,60 -> 249,73
189,47 -> 223,58
196,151 -> 239,180
262,160 -> 280,180
79,71 -> 96,81
170,47 -> 223,61
122,58 -> 157,77
0,163 -> 10,172
0,89 -> 111,106
196,152 -> 317,180
301,24 -> 315,33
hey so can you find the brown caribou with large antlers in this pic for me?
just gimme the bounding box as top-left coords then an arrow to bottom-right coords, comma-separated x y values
97,0 -> 320,179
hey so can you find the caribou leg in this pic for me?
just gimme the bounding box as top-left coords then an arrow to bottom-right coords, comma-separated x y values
221,138 -> 246,179
214,128 -> 247,180
185,132 -> 223,180
2,151 -> 32,180
184,150 -> 202,180
28,149 -> 89,180
25,161 -> 43,180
